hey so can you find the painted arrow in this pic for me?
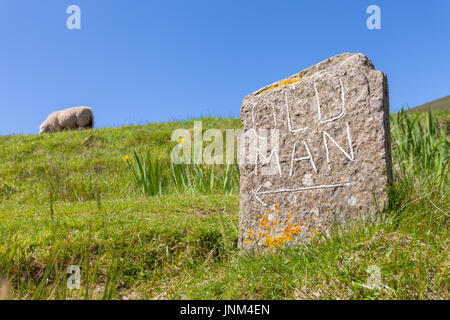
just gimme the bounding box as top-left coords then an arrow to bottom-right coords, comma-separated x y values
254,183 -> 351,207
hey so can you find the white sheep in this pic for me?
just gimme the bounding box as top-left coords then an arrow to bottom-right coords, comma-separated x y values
39,106 -> 94,134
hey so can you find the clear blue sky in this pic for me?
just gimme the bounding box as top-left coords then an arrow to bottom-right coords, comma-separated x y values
0,0 -> 449,135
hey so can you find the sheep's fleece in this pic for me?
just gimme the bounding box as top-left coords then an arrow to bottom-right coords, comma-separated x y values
39,107 -> 94,133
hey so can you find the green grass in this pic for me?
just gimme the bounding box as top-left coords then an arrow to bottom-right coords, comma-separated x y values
125,148 -> 240,196
126,151 -> 166,196
0,113 -> 448,300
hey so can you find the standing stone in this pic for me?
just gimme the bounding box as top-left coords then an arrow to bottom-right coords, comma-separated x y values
239,53 -> 392,250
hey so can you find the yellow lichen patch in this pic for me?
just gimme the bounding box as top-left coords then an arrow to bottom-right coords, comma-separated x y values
274,203 -> 280,213
259,215 -> 269,228
257,72 -> 306,95
255,203 -> 306,249
245,202 -> 320,249
308,228 -> 321,243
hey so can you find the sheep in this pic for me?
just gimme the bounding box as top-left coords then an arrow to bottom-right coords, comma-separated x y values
39,106 -> 94,134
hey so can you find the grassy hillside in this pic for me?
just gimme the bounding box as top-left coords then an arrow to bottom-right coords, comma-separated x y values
0,113 -> 448,300
408,95 -> 450,113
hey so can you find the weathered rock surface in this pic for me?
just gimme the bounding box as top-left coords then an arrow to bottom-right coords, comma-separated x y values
239,53 -> 392,250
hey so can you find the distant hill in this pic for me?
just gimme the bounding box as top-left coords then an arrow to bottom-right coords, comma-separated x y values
407,95 -> 450,113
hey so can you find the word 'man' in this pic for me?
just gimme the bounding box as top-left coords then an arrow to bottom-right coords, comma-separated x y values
251,81 -> 356,177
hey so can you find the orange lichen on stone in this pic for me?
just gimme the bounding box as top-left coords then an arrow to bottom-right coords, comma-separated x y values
255,203 -> 306,249
243,203 -> 316,249
258,72 -> 306,95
